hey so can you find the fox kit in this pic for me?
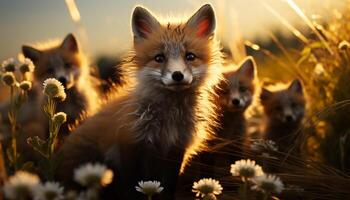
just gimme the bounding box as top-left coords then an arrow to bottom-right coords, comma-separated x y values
57,4 -> 222,199
260,79 -> 305,153
198,57 -> 257,180
22,34 -> 98,137
216,57 -> 256,142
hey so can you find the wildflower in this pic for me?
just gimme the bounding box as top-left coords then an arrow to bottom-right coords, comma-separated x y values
19,58 -> 35,74
251,174 -> 284,194
136,181 -> 164,197
3,171 -> 40,200
1,72 -> 16,86
1,58 -> 17,72
192,178 -> 223,198
20,81 -> 32,91
230,159 -> 264,182
74,163 -> 114,187
52,112 -> 67,126
338,40 -> 350,50
33,182 -> 64,200
251,139 -> 278,152
43,78 -> 66,101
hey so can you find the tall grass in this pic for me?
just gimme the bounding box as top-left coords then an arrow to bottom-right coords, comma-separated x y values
293,2 -> 350,172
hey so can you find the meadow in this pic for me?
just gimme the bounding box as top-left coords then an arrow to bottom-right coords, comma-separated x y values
0,1 -> 350,200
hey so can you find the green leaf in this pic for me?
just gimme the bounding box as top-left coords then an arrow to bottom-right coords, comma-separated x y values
6,147 -> 14,163
27,136 -> 48,158
21,161 -> 35,171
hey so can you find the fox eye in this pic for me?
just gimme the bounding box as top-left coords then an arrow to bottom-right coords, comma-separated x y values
239,85 -> 247,93
185,52 -> 196,61
64,63 -> 71,68
47,68 -> 54,73
154,54 -> 165,63
275,105 -> 283,111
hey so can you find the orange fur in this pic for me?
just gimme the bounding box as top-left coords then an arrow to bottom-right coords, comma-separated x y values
57,6 -> 223,197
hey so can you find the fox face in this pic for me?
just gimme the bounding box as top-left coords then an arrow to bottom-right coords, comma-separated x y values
218,57 -> 256,112
22,34 -> 82,89
260,79 -> 306,124
131,5 -> 216,91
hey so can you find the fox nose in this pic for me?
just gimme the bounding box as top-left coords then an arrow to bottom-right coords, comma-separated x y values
58,77 -> 67,88
172,71 -> 184,82
285,115 -> 294,122
232,98 -> 240,106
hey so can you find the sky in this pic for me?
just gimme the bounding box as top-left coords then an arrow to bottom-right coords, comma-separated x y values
0,0 -> 346,61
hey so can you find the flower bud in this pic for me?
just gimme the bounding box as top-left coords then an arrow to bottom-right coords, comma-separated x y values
19,81 -> 32,91
19,58 -> 35,74
2,72 -> 16,86
1,58 -> 17,72
52,112 -> 67,125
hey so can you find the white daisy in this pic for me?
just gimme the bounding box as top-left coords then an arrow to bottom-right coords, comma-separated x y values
19,58 -> 35,73
251,139 -> 278,152
74,163 -> 114,187
192,178 -> 223,198
33,182 -> 64,200
251,174 -> 284,194
42,78 -> 66,101
1,58 -> 17,72
3,171 -> 40,200
135,180 -> 164,196
230,159 -> 264,182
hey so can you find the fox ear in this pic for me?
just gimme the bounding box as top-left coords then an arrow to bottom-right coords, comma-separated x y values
22,45 -> 42,63
288,79 -> 303,94
61,33 -> 78,53
186,4 -> 216,38
238,56 -> 256,80
260,88 -> 273,102
132,6 -> 161,40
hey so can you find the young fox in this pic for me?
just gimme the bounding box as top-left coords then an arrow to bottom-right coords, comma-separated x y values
260,79 -> 306,153
216,57 -> 257,142
198,57 -> 257,179
22,34 -> 98,137
57,4 -> 222,199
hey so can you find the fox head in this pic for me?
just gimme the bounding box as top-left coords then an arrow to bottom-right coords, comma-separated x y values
22,34 -> 82,90
131,4 -> 217,91
218,57 -> 256,112
260,79 -> 306,124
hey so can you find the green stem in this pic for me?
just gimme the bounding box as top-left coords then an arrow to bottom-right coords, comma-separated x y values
47,97 -> 57,157
49,127 -> 59,156
88,187 -> 100,200
263,192 -> 270,200
43,97 -> 59,180
243,181 -> 248,200
9,86 -> 18,170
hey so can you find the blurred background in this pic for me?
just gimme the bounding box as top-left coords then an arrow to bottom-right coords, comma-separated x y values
0,0 -> 345,61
